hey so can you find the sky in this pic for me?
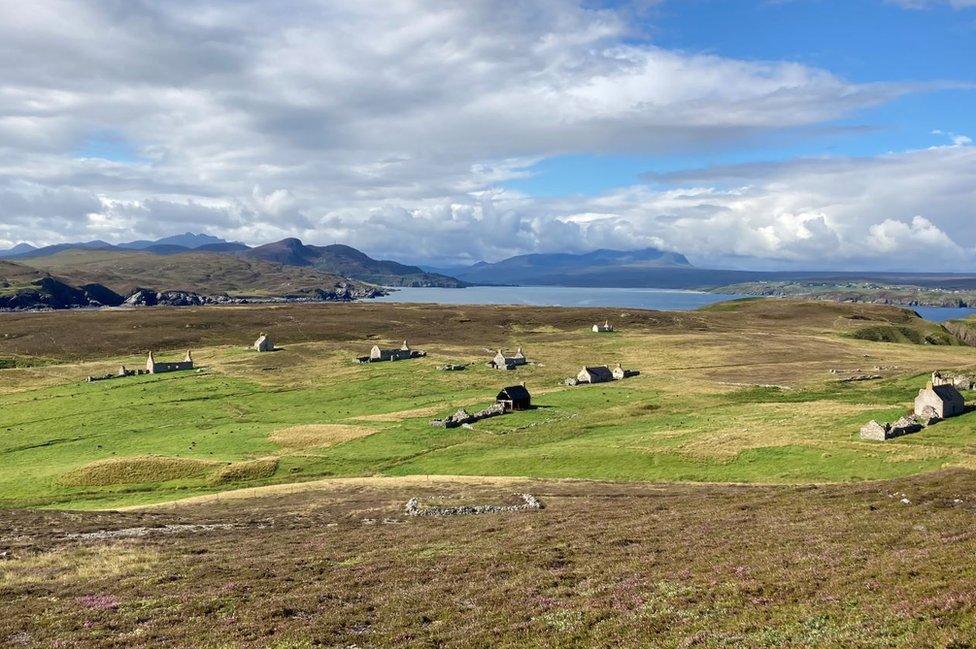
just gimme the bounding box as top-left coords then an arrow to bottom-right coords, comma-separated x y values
1,0 -> 975,270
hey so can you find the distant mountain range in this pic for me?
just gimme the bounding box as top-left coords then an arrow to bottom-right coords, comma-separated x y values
0,233 -> 250,260
428,247 -> 697,287
0,233 -> 466,291
3,234 -> 702,289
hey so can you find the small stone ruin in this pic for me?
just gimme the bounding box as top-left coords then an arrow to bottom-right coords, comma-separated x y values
431,402 -> 507,428
405,493 -> 543,517
859,416 -> 926,441
253,333 -> 274,352
932,371 -> 974,392
437,363 -> 468,371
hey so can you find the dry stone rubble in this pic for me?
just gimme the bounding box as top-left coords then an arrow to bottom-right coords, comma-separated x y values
404,493 -> 543,517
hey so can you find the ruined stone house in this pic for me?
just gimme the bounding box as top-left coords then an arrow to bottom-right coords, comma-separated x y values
496,384 -> 531,412
365,340 -> 426,362
146,350 -> 194,374
577,366 -> 614,384
253,333 -> 274,352
914,382 -> 965,419
932,370 -> 973,391
490,347 -> 527,370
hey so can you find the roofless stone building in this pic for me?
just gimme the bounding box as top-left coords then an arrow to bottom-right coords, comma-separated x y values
146,350 -> 194,374
359,340 -> 427,363
490,347 -> 527,370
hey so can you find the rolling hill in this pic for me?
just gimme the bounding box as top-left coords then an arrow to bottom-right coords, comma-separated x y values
17,249 -> 380,299
244,238 -> 466,287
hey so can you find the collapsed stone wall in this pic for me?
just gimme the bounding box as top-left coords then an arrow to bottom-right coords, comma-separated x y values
405,493 -> 543,517
430,402 -> 507,428
86,367 -> 150,382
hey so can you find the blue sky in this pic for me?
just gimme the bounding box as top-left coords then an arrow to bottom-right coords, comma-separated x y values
508,0 -> 976,197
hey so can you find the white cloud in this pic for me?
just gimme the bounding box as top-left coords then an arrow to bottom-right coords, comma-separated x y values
887,0 -> 976,8
0,0 -> 971,270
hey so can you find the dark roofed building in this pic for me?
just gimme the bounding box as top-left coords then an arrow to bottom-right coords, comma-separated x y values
914,382 -> 966,419
577,366 -> 614,384
496,384 -> 531,412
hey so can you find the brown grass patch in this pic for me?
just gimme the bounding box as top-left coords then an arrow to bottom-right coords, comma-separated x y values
0,546 -> 158,588
672,401 -> 889,460
59,456 -> 218,487
269,424 -> 378,449
207,457 -> 280,485
354,406 -> 444,422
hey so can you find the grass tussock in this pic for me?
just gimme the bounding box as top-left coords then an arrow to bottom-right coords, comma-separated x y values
207,457 -> 279,485
269,424 -> 378,449
59,456 -> 218,487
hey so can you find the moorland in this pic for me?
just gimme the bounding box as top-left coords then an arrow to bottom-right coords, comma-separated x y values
4,298 -> 976,646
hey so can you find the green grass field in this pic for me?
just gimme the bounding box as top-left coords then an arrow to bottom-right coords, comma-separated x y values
2,299 -> 975,509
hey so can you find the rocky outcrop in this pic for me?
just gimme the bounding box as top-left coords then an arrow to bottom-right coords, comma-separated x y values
120,283 -> 385,308
80,283 -> 124,307
0,277 -> 100,310
123,289 -> 217,307
943,321 -> 976,348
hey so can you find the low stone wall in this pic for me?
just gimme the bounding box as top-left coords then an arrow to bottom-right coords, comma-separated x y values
357,350 -> 427,364
405,493 -> 543,517
86,368 -> 150,382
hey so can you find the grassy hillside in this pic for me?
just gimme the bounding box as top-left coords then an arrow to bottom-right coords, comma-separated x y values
1,299 -> 975,508
716,279 -> 976,309
0,260 -> 50,294
0,260 -> 105,309
19,249 -> 372,297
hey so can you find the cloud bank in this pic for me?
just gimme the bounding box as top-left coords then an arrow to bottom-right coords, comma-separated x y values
0,0 -> 973,269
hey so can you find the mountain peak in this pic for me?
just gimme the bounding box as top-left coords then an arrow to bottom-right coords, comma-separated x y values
245,240 -> 465,287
